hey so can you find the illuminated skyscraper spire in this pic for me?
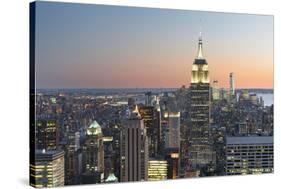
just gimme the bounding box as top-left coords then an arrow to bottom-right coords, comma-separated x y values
191,27 -> 209,84
197,28 -> 204,59
189,29 -> 214,171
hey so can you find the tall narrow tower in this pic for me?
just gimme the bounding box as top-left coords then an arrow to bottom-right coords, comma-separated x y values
229,72 -> 235,95
212,80 -> 220,101
120,105 -> 148,182
82,121 -> 104,184
188,33 -> 214,171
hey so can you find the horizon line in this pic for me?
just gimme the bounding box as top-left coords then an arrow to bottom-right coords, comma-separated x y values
36,87 -> 274,90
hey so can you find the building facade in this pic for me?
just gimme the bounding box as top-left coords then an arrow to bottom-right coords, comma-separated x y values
165,111 -> 180,149
212,80 -> 220,101
30,150 -> 65,188
36,119 -> 58,150
148,158 -> 168,181
65,131 -> 82,185
165,148 -> 180,179
225,136 -> 273,175
139,106 -> 160,157
188,34 -> 214,170
120,105 -> 148,182
82,121 -> 104,184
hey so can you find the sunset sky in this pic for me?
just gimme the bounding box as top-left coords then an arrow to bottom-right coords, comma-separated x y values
35,1 -> 273,89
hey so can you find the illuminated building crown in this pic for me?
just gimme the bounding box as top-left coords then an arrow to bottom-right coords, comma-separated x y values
191,32 -> 209,83
130,105 -> 141,119
87,120 -> 102,135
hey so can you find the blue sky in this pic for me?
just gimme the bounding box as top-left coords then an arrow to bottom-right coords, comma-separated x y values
34,1 -> 273,89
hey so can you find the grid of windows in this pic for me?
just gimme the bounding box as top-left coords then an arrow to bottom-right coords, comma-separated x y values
225,137 -> 273,175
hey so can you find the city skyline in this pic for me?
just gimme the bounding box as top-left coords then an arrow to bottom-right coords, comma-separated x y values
30,2 -> 274,187
35,2 -> 273,89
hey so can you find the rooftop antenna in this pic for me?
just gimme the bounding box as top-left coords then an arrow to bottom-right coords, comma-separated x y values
197,19 -> 204,59
199,19 -> 202,40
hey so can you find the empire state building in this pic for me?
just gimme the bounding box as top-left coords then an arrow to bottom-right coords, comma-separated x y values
188,33 -> 215,171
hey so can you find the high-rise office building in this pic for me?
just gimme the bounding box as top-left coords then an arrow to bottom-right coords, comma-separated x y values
154,97 -> 162,154
120,105 -> 148,182
225,136 -> 273,175
30,150 -> 65,188
239,89 -> 250,101
139,106 -> 160,157
65,131 -> 82,185
189,34 -> 214,170
103,136 -> 114,179
82,121 -> 104,184
166,112 -> 180,149
145,92 -> 153,106
222,88 -> 230,102
36,119 -> 58,150
229,72 -> 235,96
165,148 -> 180,179
212,80 -> 220,101
148,158 -> 168,181
228,72 -> 236,102
160,111 -> 169,155
128,97 -> 135,111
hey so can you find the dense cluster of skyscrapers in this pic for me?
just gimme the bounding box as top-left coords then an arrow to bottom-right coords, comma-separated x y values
30,35 -> 273,187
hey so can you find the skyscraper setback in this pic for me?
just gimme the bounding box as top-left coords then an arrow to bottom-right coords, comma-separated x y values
188,33 -> 215,171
